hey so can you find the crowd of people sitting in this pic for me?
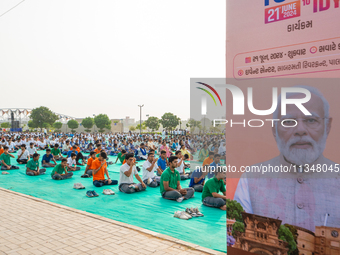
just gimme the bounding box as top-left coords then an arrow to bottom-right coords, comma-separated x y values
0,131 -> 226,210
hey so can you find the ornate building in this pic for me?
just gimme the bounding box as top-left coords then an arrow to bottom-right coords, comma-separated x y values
233,212 -> 289,255
296,226 -> 340,255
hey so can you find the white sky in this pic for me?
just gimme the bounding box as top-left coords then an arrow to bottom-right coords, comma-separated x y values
0,0 -> 226,121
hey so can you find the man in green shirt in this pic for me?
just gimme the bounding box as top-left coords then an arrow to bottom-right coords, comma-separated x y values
26,153 -> 46,176
51,144 -> 63,161
51,158 -> 73,180
114,150 -> 126,164
202,168 -> 226,210
0,146 -> 19,170
160,156 -> 194,202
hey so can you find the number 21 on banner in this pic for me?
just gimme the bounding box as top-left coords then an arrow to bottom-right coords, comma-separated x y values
265,0 -> 301,24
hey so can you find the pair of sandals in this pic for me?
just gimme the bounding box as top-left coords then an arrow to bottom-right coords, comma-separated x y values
86,190 -> 99,197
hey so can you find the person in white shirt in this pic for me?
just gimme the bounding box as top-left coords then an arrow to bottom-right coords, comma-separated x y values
175,151 -> 189,180
62,140 -> 71,155
14,138 -> 22,151
148,138 -> 157,151
119,153 -> 146,194
137,143 -> 148,160
27,142 -> 37,158
7,140 -> 16,153
16,144 -> 30,164
37,139 -> 47,150
67,153 -> 80,171
142,153 -> 162,187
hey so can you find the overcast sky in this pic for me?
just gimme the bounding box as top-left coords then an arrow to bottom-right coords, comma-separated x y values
0,0 -> 225,121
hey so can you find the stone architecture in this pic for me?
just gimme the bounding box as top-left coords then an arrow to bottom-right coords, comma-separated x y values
233,212 -> 289,255
297,226 -> 340,255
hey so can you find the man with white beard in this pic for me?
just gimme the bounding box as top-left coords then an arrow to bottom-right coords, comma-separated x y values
234,86 -> 339,232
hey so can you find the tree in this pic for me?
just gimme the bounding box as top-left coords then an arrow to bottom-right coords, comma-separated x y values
136,122 -> 146,131
129,126 -> 136,132
231,222 -> 245,238
160,113 -> 179,131
94,114 -> 111,133
284,224 -> 299,255
67,120 -> 79,132
187,118 -> 201,133
81,117 -> 94,132
226,199 -> 244,221
30,106 -> 58,130
27,120 -> 38,130
53,122 -> 62,131
144,116 -> 159,131
1,122 -> 10,128
279,225 -> 298,254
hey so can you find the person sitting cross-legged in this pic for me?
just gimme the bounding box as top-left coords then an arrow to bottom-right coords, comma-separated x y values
27,142 -> 37,158
156,150 -> 167,176
114,149 -> 126,164
16,144 -> 30,164
0,146 -> 19,170
137,143 -> 148,160
188,165 -> 209,192
51,158 -> 73,180
175,151 -> 189,180
209,154 -> 222,179
82,151 -> 96,177
119,153 -> 146,194
142,153 -> 162,187
51,144 -> 63,161
26,153 -> 46,176
160,156 -> 194,202
202,168 -> 226,210
62,140 -> 71,155
92,152 -> 118,187
67,153 -> 80,171
41,148 -> 57,168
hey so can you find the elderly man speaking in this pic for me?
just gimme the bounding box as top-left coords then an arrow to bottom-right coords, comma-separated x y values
234,85 -> 339,232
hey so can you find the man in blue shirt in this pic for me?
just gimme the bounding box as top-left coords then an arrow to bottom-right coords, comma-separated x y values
156,150 -> 167,176
188,165 -> 209,192
209,154 -> 221,179
171,139 -> 179,151
41,148 -> 57,168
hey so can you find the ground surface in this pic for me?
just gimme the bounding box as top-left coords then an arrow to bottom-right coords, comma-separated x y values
0,187 -> 225,255
0,152 -> 226,253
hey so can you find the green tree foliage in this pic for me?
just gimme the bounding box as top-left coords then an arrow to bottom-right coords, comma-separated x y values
231,222 -> 245,238
94,114 -> 111,133
30,106 -> 58,130
27,120 -> 38,129
67,120 -> 79,132
129,126 -> 136,131
53,122 -> 63,131
283,224 -> 299,255
144,117 -> 159,131
226,199 -> 244,221
279,225 -> 297,254
187,118 -> 201,133
81,117 -> 94,132
0,122 -> 10,128
160,113 -> 179,131
136,122 -> 146,131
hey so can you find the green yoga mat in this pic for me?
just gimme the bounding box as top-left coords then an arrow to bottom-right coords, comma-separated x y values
0,151 -> 226,252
